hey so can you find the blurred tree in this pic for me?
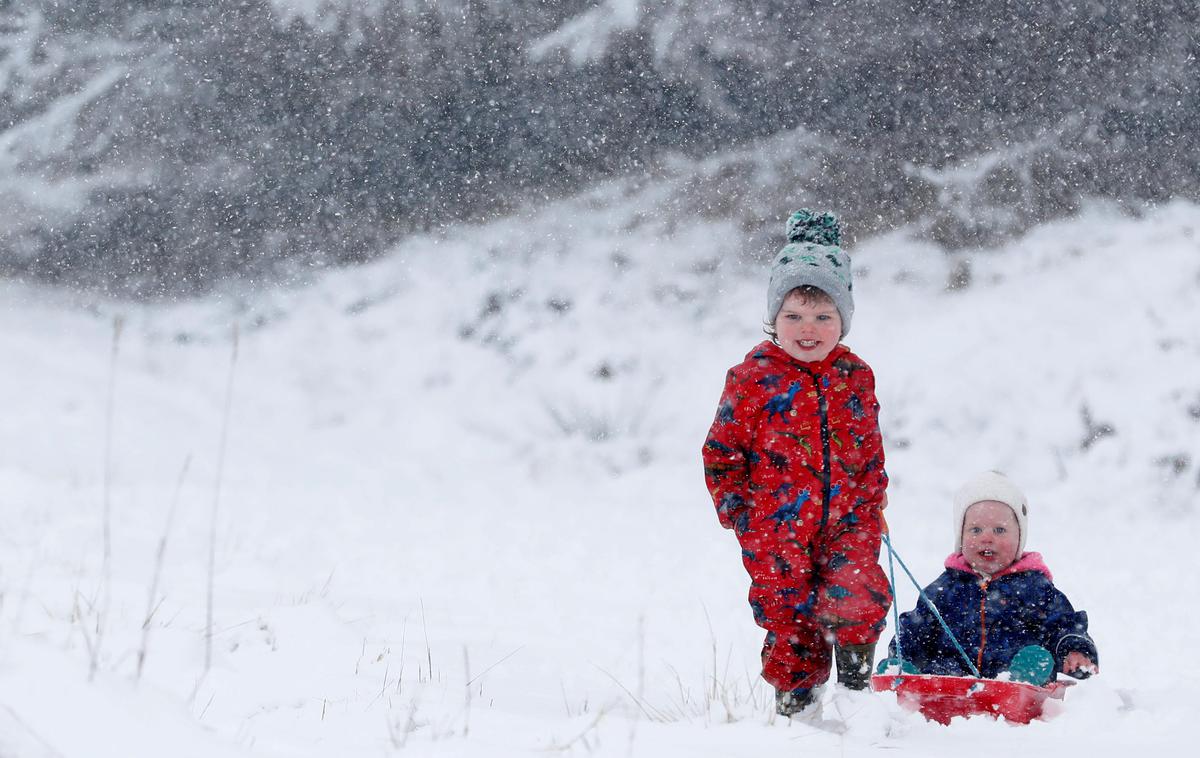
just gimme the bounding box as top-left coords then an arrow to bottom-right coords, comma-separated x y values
1,0 -> 1197,293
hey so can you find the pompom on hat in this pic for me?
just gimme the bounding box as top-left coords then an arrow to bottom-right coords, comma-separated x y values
953,471 -> 1029,554
765,209 -> 854,338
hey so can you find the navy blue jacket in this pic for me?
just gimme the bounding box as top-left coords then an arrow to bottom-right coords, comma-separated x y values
888,552 -> 1098,678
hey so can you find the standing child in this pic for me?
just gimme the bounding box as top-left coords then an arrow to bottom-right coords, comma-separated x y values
703,209 -> 890,716
883,471 -> 1098,683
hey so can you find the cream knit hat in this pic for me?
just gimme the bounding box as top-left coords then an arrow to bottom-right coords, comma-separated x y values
952,471 -> 1029,554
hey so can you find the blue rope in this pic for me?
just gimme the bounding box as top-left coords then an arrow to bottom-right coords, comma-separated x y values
882,534 -> 981,679
885,533 -> 904,664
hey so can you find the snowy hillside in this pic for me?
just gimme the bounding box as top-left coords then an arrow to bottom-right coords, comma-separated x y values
1,184 -> 1198,756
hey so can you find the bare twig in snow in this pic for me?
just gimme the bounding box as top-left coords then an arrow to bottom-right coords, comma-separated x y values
92,314 -> 123,681
137,454 -> 192,682
205,324 -> 240,676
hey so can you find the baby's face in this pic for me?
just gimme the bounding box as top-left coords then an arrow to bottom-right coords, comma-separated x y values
960,500 -> 1021,576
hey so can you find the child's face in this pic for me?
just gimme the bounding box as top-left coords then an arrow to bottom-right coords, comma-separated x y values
773,290 -> 842,363
960,500 -> 1021,576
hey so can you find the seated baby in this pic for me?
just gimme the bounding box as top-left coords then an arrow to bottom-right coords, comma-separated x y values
882,471 -> 1098,684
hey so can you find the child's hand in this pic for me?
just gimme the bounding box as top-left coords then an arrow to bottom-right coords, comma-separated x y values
1063,651 -> 1098,678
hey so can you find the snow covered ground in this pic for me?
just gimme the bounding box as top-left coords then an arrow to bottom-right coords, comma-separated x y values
1,184 -> 1198,756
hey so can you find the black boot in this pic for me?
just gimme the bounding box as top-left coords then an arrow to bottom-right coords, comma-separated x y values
775,686 -> 818,717
835,644 -> 875,690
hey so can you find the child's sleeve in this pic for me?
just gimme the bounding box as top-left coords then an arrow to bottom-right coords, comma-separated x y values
1040,587 -> 1099,672
702,366 -> 756,531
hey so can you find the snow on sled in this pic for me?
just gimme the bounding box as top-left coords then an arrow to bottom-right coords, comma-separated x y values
871,672 -> 1073,725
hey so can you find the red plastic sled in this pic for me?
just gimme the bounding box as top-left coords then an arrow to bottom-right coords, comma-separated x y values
871,673 -> 1073,725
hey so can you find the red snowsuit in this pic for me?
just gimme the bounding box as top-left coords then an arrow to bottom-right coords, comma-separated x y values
703,340 -> 890,692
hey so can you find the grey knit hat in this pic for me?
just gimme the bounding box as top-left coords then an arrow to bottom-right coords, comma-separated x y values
952,471 -> 1029,554
765,209 -> 854,338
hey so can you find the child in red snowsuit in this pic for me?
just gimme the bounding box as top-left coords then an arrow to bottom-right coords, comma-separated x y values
703,209 -> 890,716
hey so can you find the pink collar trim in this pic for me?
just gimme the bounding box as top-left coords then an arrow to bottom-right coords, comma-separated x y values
944,551 -> 1052,582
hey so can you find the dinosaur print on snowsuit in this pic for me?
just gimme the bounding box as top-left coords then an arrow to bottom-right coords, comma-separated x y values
703,340 -> 890,692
